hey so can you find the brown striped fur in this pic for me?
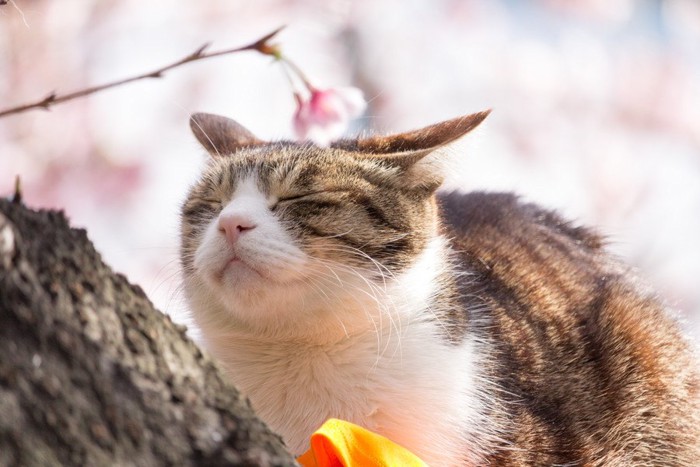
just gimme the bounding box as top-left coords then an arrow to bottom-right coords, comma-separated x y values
439,191 -> 700,465
181,112 -> 700,465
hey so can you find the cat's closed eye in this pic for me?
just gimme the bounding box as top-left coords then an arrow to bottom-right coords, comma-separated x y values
277,192 -> 325,204
201,197 -> 222,206
271,192 -> 325,212
199,197 -> 224,213
273,190 -> 348,210
182,196 -> 223,218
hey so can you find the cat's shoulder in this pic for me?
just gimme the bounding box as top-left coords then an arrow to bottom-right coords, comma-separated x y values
437,191 -> 605,270
437,190 -> 603,253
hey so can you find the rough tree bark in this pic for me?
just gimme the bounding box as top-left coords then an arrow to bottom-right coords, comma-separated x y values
0,199 -> 297,467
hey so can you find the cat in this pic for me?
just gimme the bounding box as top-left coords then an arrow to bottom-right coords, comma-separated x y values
180,111 -> 700,466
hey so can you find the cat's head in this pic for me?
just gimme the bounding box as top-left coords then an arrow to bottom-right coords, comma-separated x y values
180,111 -> 488,335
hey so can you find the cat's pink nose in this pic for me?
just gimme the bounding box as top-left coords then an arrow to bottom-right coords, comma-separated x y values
218,214 -> 256,244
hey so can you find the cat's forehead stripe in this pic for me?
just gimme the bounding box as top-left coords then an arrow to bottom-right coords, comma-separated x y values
212,148 -> 403,197
233,175 -> 262,198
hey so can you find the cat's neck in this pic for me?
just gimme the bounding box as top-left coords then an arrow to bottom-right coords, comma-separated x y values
191,235 -> 490,464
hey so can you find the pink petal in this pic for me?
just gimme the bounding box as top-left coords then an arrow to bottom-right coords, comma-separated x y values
292,86 -> 367,146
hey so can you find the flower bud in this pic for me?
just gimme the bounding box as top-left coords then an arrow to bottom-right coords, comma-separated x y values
293,86 -> 366,146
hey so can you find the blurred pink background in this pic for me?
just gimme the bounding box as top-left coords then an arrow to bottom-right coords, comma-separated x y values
2,0 -> 699,342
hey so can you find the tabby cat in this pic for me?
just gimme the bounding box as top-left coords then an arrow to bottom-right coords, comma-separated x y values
180,111 -> 700,466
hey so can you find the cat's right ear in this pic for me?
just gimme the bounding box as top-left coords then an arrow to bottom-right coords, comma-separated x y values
189,113 -> 264,157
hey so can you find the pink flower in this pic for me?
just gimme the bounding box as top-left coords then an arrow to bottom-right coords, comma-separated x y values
293,86 -> 366,146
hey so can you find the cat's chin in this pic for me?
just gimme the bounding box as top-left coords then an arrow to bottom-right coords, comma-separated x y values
210,256 -> 307,298
218,257 -> 263,282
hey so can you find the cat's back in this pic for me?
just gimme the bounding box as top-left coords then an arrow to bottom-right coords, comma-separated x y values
438,190 -> 700,466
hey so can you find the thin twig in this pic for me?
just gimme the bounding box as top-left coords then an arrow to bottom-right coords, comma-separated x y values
12,175 -> 22,204
0,26 -> 285,119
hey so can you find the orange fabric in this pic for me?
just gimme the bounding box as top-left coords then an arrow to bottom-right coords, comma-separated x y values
297,419 -> 428,467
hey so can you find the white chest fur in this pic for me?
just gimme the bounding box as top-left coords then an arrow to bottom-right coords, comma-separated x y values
218,320 -> 486,465
189,237 -> 492,465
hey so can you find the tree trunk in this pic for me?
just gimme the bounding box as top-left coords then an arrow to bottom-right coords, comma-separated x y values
0,199 -> 297,466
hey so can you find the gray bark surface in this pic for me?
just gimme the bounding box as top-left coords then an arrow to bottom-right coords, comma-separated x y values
0,199 -> 297,467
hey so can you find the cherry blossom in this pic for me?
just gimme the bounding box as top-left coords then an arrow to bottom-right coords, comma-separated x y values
292,87 -> 366,146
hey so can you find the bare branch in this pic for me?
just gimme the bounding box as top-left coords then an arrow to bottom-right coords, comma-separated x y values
0,26 -> 285,119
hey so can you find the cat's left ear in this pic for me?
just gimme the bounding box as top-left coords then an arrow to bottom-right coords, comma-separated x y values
335,110 -> 491,169
189,113 -> 264,157
334,110 -> 490,193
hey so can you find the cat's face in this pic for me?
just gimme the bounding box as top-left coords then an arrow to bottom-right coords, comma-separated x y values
180,112 -> 488,332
